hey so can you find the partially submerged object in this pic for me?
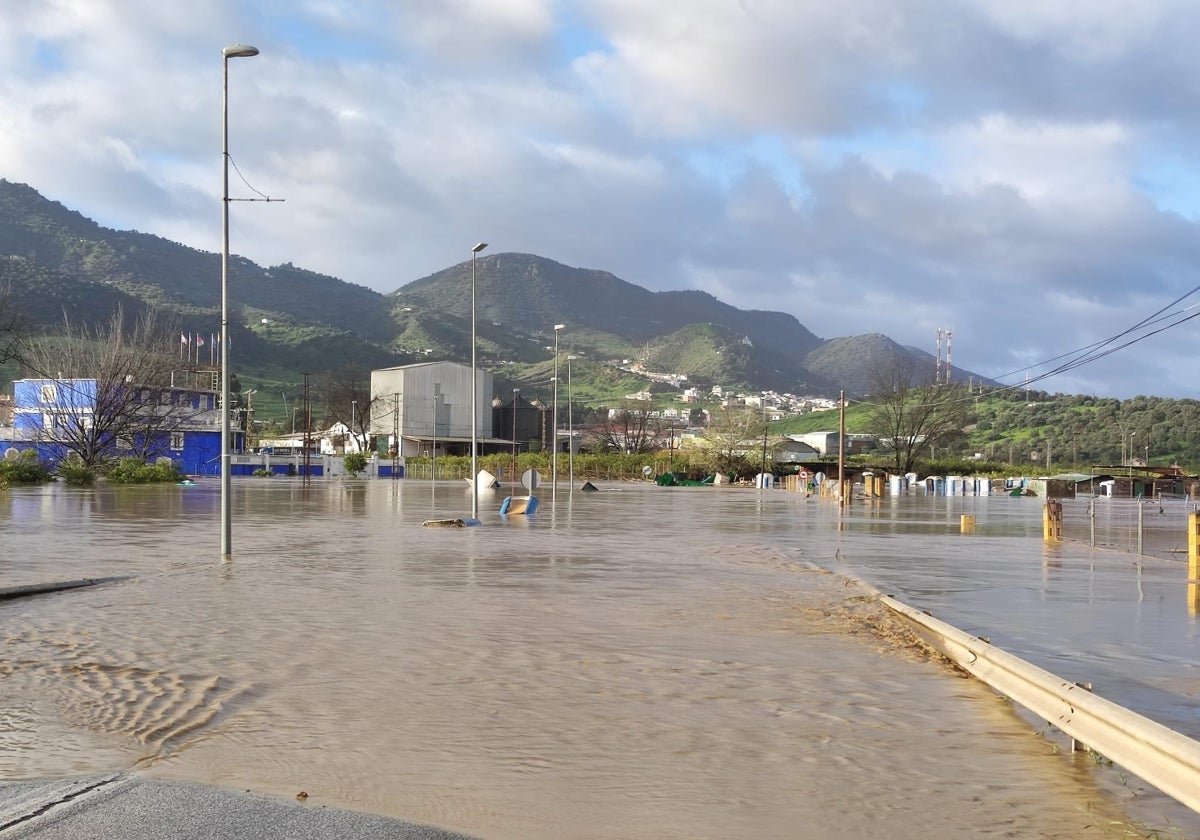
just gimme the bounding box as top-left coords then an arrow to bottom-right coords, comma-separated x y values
422,518 -> 466,528
499,495 -> 539,515
464,469 -> 501,490
655,473 -> 716,487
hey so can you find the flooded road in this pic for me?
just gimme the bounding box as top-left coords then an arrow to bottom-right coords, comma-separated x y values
1,480 -> 1197,838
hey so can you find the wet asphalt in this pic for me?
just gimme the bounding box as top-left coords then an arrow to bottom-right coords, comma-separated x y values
0,774 -> 476,840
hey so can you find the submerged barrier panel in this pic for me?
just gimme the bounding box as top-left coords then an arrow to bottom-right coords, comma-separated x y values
881,595 -> 1200,814
960,515 -> 976,533
500,495 -> 538,515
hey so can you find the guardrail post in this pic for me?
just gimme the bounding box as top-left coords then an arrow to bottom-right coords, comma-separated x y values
1043,500 -> 1062,542
960,514 -> 976,533
1071,682 -> 1093,753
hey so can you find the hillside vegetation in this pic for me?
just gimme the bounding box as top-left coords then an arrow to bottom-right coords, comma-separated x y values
774,388 -> 1200,471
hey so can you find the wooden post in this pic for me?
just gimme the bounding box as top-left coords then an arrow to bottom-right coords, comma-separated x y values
1188,513 -> 1199,616
1043,500 -> 1062,542
1189,512 -> 1200,581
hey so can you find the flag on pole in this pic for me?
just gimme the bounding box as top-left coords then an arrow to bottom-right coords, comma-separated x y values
196,334 -> 204,347
181,332 -> 189,344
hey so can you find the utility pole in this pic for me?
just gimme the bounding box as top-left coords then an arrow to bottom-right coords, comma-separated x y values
302,373 -> 312,484
393,393 -> 400,481
838,390 -> 846,510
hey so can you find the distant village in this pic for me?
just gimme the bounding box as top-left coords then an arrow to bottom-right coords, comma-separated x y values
0,355 -> 859,479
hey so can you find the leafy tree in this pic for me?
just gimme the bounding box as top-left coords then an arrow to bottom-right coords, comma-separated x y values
344,452 -> 367,476
867,355 -> 974,474
19,308 -> 203,467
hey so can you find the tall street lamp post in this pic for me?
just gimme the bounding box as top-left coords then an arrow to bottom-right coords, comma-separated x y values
351,399 -> 357,452
567,355 -> 577,493
552,324 -> 564,504
511,388 -> 519,486
221,43 -> 258,561
470,242 -> 488,522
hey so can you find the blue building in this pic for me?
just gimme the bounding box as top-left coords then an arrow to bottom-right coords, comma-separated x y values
2,375 -> 245,476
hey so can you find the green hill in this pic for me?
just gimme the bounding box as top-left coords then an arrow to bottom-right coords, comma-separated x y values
0,179 -> 997,418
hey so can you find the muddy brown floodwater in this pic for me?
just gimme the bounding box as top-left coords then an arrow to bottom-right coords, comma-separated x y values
2,480 -> 1197,838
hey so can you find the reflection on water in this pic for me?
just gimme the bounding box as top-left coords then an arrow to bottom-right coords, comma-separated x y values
2,481 -> 1197,839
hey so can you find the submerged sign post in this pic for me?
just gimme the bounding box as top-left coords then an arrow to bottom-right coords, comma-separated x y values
522,469 -> 542,492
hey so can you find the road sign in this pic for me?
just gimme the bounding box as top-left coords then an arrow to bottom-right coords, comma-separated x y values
522,469 -> 542,491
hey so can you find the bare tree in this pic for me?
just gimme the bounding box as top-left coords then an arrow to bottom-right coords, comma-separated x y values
20,308 -> 201,467
705,406 -> 770,479
866,354 -> 973,474
317,365 -> 379,452
589,401 -> 657,454
0,282 -> 26,365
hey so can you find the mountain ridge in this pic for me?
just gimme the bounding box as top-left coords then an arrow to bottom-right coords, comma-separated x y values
0,179 -> 993,401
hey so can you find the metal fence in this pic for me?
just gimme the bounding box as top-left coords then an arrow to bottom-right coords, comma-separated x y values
1057,497 -> 1199,562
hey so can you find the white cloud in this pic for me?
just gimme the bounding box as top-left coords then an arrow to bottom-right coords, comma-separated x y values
939,115 -> 1132,204
976,0 -> 1164,62
4,0 -> 1200,396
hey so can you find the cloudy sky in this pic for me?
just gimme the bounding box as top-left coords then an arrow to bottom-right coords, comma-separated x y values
3,1 -> 1200,398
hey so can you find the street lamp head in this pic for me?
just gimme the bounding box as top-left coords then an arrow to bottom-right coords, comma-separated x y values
223,44 -> 260,59
554,324 -> 565,331
472,242 -> 488,253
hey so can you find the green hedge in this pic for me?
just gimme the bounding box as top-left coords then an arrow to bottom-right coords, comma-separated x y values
0,451 -> 54,485
58,461 -> 97,486
105,457 -> 185,484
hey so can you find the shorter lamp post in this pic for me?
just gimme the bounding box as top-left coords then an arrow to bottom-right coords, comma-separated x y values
511,388 -> 519,486
567,355 -> 577,493
470,242 -> 487,521
350,400 -> 357,452
552,324 -> 564,503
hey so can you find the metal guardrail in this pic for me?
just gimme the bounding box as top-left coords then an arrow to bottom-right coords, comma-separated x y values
881,594 -> 1200,814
